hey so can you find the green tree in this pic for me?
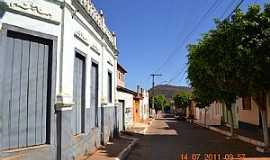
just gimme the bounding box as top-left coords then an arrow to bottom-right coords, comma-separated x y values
150,95 -> 168,111
231,4 -> 270,147
173,91 -> 192,114
187,4 -> 270,147
187,9 -> 245,136
164,100 -> 171,113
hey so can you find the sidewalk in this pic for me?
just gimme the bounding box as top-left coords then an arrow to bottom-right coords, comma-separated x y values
125,118 -> 153,134
193,121 -> 266,151
81,118 -> 153,160
79,136 -> 133,160
216,125 -> 266,142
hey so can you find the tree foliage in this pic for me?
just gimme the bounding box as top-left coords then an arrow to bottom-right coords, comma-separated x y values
188,4 -> 270,104
187,3 -> 270,141
150,95 -> 168,111
173,91 -> 192,109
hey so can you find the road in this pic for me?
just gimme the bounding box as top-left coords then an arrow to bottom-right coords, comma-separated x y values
127,114 -> 270,160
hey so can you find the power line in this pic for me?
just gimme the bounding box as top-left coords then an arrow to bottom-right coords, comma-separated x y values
220,0 -> 237,19
225,0 -> 245,20
167,65 -> 186,84
179,67 -> 187,84
154,0 -> 222,74
157,0 -> 222,85
165,0 -> 245,85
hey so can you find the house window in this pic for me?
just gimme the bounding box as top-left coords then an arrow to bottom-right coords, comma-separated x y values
108,71 -> 112,103
242,96 -> 251,110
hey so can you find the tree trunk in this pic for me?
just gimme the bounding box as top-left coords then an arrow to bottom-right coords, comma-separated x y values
254,92 -> 269,148
226,103 -> 234,136
260,107 -> 269,148
204,109 -> 207,127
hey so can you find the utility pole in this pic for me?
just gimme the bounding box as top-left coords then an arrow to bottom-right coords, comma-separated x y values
150,74 -> 162,117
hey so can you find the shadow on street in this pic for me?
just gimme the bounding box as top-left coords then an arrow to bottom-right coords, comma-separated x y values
127,114 -> 270,160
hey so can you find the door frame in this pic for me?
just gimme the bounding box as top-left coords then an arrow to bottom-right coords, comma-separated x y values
119,100 -> 125,131
0,23 -> 58,149
91,59 -> 99,127
133,99 -> 140,123
74,49 -> 87,134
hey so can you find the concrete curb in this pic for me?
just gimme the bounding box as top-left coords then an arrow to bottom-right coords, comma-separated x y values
194,122 -> 265,149
114,119 -> 154,160
208,126 -> 232,137
115,119 -> 153,160
115,136 -> 138,160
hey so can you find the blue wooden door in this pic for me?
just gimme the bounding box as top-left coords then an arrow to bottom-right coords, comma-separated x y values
72,53 -> 85,135
91,63 -> 98,127
1,31 -> 50,149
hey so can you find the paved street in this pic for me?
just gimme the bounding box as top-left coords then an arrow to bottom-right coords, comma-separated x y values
127,114 -> 270,160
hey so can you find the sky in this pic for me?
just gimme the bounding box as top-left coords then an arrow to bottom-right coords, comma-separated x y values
93,0 -> 267,90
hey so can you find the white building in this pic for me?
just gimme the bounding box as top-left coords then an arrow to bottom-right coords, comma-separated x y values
117,63 -> 136,128
0,0 -> 120,159
141,89 -> 150,120
116,64 -> 150,128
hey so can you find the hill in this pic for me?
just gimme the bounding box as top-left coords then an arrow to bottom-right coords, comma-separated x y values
149,84 -> 192,100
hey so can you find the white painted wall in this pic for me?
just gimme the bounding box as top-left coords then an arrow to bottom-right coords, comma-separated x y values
142,90 -> 149,120
194,101 -> 222,126
60,0 -> 118,109
0,0 -> 118,108
117,91 -> 134,127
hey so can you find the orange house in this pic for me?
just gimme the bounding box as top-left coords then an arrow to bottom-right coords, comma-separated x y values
133,87 -> 144,123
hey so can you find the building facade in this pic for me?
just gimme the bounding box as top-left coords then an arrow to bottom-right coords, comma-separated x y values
235,95 -> 270,130
196,94 -> 270,133
0,0 -> 120,159
116,63 -> 136,129
141,89 -> 150,120
133,86 -> 150,123
116,64 -> 150,127
194,101 -> 223,126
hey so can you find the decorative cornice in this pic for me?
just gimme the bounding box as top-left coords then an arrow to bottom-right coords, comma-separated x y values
78,0 -> 116,48
71,1 -> 118,55
9,2 -> 52,18
0,1 -> 60,25
90,45 -> 100,55
74,30 -> 89,46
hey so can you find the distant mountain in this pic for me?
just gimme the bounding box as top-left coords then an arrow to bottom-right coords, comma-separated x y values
149,84 -> 192,100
